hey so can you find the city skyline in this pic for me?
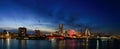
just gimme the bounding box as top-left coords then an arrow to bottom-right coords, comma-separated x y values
0,0 -> 120,34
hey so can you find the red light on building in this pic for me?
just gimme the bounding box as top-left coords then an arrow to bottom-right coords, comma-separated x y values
68,29 -> 76,36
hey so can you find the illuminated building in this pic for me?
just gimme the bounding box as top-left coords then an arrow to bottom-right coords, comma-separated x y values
54,31 -> 59,35
59,24 -> 63,33
35,30 -> 42,37
18,27 -> 27,37
5,31 -> 11,38
65,31 -> 68,37
85,27 -> 90,36
68,29 -> 76,37
77,32 -> 81,37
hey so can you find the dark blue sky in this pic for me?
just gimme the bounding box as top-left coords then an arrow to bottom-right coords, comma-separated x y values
0,0 -> 120,33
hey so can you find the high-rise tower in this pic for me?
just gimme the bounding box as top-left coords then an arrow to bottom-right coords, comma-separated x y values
59,24 -> 63,34
85,27 -> 90,36
18,27 -> 27,37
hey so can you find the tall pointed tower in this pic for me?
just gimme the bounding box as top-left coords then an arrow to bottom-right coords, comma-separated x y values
85,28 -> 90,36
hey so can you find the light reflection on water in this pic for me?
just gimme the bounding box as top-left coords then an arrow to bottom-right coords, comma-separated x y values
6,39 -> 10,49
96,40 -> 99,49
0,39 -> 120,49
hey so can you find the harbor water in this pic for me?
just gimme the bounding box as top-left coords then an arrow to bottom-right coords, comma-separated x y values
0,39 -> 120,49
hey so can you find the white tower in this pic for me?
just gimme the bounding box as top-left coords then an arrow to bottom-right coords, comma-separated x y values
85,28 -> 90,36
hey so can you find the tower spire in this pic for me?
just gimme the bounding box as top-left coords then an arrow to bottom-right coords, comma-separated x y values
85,27 -> 90,36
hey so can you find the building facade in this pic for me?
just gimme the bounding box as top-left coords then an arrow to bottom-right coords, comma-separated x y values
59,24 -> 63,34
35,30 -> 42,37
18,27 -> 27,37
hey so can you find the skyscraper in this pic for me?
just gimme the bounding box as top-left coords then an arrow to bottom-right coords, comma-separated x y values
59,24 -> 63,34
85,28 -> 90,36
35,30 -> 42,37
18,27 -> 27,37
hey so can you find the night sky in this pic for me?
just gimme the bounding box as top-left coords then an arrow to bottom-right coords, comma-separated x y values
0,0 -> 120,34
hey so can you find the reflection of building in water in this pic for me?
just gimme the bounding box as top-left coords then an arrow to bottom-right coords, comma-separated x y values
19,40 -> 26,49
99,39 -> 113,49
6,39 -> 10,49
85,38 -> 89,49
79,39 -> 89,49
66,40 -> 75,49
51,39 -> 66,49
51,38 -> 57,49
58,40 -> 65,49
1,39 -> 4,49
96,40 -> 99,49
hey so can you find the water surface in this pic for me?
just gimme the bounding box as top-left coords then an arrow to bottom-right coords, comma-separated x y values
0,39 -> 120,49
